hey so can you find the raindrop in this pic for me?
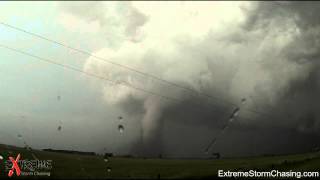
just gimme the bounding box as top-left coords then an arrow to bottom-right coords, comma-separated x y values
118,116 -> 123,120
24,143 -> 29,150
229,118 -> 234,122
241,98 -> 246,104
57,126 -> 62,131
57,95 -> 61,101
107,167 -> 112,172
0,155 -> 3,160
104,158 -> 109,162
17,134 -> 23,139
118,125 -> 124,133
221,128 -> 228,134
221,124 -> 228,131
230,107 -> 240,118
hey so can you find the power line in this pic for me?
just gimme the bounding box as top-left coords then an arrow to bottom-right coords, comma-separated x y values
0,21 -> 235,108
0,21 -> 288,121
0,44 -> 227,115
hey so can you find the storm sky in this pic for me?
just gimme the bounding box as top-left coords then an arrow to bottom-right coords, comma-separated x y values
0,1 -> 320,158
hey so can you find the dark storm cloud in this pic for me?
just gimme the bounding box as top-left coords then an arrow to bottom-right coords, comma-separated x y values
243,1 -> 320,128
150,2 -> 320,157
244,2 -> 320,65
80,2 -> 320,157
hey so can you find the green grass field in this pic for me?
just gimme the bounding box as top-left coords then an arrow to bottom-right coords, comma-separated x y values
0,144 -> 319,179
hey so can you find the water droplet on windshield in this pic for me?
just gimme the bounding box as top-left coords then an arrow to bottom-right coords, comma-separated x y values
0,155 -> 3,160
107,167 -> 112,172
241,98 -> 246,104
104,158 -> 109,162
57,126 -> 62,131
221,124 -> 228,131
118,125 -> 124,133
17,134 -> 23,139
230,107 -> 240,118
57,95 -> 61,101
118,116 -> 123,120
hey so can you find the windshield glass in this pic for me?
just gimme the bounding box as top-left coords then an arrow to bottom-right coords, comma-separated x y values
0,1 -> 320,179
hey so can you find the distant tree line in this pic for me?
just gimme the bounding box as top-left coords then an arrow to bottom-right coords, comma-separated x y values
42,148 -> 96,156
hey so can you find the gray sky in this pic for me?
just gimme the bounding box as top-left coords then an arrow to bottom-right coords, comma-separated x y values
0,1 -> 319,158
